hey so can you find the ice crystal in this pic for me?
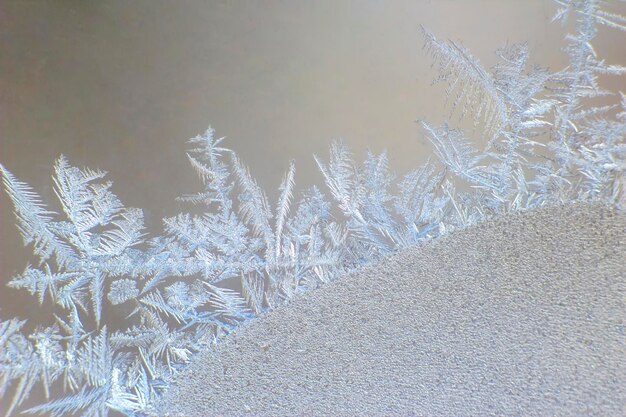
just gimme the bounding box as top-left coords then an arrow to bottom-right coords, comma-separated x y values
1,1 -> 624,415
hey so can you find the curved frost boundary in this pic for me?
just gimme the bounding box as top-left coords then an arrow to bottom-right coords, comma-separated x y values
160,202 -> 625,416
1,1 -> 625,416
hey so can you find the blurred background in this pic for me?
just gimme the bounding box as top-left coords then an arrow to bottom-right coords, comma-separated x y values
1,0 -> 625,319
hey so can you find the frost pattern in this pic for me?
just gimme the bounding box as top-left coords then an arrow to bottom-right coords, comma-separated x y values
1,1 -> 624,415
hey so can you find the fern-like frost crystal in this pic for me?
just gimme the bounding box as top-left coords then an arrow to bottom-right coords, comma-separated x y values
1,1 -> 625,415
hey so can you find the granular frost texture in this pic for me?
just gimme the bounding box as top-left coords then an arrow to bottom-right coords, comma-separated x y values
162,202 -> 625,416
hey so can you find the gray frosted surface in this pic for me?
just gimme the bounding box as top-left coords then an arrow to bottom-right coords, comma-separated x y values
160,203 -> 626,416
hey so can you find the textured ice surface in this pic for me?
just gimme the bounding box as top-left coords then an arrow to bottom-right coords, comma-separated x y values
161,202 -> 625,416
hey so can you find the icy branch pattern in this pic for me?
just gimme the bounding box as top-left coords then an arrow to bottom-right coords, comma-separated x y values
1,1 -> 624,415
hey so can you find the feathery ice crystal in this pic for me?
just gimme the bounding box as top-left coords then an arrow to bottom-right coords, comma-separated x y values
1,1 -> 624,415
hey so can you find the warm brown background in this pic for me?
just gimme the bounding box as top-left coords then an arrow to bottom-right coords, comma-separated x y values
1,1 -> 625,319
